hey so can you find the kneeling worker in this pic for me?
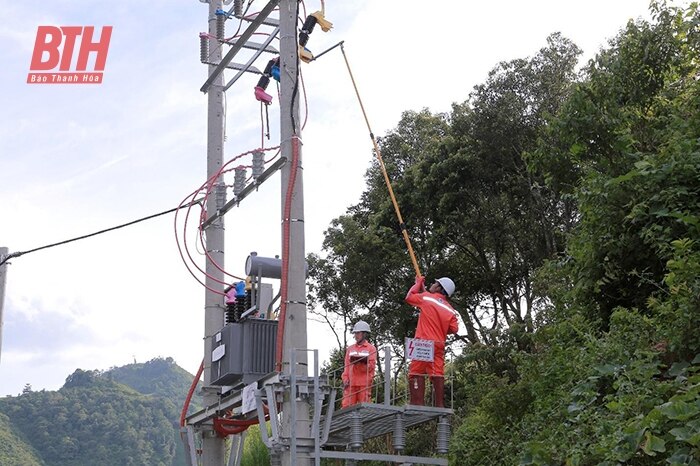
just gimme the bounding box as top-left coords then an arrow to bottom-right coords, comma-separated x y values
405,276 -> 459,407
341,320 -> 377,408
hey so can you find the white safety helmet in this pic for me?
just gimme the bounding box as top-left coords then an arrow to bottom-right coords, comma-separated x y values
436,277 -> 456,297
351,320 -> 371,334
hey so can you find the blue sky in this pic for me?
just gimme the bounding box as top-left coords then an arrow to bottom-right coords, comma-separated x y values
0,0 -> 653,396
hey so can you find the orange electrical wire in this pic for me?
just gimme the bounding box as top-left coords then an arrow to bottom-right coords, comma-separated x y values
180,360 -> 204,427
275,136 -> 301,370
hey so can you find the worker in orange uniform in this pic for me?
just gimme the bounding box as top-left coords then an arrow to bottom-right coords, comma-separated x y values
405,276 -> 459,407
341,320 -> 377,408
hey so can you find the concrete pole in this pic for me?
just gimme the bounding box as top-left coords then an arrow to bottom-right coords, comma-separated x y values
0,247 -> 8,364
279,0 -> 311,464
202,0 -> 226,464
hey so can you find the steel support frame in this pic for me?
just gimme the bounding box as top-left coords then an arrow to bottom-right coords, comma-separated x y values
227,431 -> 246,466
224,26 -> 280,90
201,157 -> 286,228
201,0 -> 281,93
253,350 -> 334,464
318,450 -> 448,466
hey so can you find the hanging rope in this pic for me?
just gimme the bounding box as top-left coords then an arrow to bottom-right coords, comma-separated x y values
339,43 -> 422,278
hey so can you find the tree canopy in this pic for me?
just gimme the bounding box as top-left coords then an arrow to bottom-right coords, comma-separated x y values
309,1 -> 700,464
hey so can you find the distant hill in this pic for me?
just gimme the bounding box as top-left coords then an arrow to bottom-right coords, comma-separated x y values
0,412 -> 44,466
107,356 -> 202,410
0,357 -> 200,466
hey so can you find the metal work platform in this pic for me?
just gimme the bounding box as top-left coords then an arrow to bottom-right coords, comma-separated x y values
324,402 -> 453,447
185,347 -> 452,466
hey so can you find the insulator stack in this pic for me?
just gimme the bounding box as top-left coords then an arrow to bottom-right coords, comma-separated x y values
215,182 -> 226,209
233,167 -> 246,196
225,302 -> 237,324
252,151 -> 264,179
254,57 -> 279,104
257,75 -> 270,90
298,15 -> 318,47
392,414 -> 405,452
269,453 -> 282,466
244,290 -> 252,315
216,13 -> 225,40
349,411 -> 363,450
233,0 -> 243,16
199,33 -> 208,63
233,299 -> 246,321
436,415 -> 450,454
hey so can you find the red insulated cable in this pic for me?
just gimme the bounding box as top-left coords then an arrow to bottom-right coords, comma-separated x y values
195,146 -> 281,281
174,192 -> 227,295
275,136 -> 300,370
174,146 -> 280,292
213,405 -> 271,437
243,7 -> 279,20
182,189 -> 230,288
180,360 -> 204,428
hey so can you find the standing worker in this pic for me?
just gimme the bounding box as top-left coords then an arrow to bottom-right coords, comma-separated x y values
405,276 -> 459,407
341,320 -> 377,408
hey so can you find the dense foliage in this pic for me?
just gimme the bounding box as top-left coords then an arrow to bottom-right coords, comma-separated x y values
0,357 -> 197,466
309,2 -> 700,464
0,411 -> 43,466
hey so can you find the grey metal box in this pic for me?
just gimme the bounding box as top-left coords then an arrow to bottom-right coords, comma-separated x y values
210,319 -> 278,387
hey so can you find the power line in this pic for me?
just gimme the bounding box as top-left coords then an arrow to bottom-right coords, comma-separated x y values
0,199 -> 202,266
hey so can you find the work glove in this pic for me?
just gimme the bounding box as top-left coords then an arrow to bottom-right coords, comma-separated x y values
409,275 -> 425,294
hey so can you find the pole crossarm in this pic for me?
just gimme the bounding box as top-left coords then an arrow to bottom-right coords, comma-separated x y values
201,157 -> 286,229
186,372 -> 282,427
224,27 -> 280,91
225,39 -> 278,54
204,61 -> 263,75
200,0 -> 280,93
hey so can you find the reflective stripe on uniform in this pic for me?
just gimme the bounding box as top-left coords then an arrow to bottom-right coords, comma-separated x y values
422,296 -> 457,315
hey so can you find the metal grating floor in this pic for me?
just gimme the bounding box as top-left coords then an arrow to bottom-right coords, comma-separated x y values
323,403 -> 453,447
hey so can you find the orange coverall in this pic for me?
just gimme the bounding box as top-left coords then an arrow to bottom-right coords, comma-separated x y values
341,340 -> 377,408
405,287 -> 459,377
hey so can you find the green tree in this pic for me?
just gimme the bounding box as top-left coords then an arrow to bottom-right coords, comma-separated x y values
530,1 -> 700,328
309,33 -> 582,360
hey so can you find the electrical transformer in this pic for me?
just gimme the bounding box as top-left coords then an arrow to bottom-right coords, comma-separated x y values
210,252 -> 281,387
210,318 -> 278,387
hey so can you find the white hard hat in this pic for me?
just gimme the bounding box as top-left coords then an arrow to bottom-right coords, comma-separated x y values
436,277 -> 455,297
352,320 -> 371,333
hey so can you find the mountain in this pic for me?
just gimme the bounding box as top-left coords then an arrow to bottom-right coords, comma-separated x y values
0,357 -> 200,466
108,357 -> 201,409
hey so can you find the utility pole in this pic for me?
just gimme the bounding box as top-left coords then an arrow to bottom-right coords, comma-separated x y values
202,0 -> 226,463
0,247 -> 8,364
279,0 -> 312,464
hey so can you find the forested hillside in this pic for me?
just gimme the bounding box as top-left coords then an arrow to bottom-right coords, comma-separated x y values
0,411 -> 43,466
0,357 -> 198,466
309,2 -> 700,464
